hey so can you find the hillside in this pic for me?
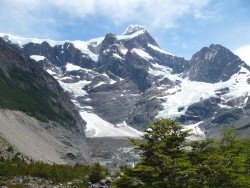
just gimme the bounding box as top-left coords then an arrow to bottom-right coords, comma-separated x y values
0,38 -> 91,164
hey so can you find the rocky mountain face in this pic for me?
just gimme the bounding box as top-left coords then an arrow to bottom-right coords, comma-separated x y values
187,44 -> 247,83
0,38 -> 92,164
0,38 -> 86,128
1,24 -> 250,139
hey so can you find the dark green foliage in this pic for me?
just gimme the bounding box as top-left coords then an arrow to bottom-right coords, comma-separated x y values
88,163 -> 108,183
7,146 -> 14,153
0,157 -> 108,185
0,67 -> 74,124
113,119 -> 250,188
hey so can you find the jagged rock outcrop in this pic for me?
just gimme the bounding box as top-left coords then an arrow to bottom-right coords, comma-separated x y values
0,38 -> 92,163
1,24 -> 249,138
186,44 -> 249,83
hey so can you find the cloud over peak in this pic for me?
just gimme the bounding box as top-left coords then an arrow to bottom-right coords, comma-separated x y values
0,0 -> 212,37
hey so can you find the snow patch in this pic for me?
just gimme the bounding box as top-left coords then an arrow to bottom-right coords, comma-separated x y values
46,70 -> 57,75
80,111 -> 142,138
65,63 -> 83,72
131,48 -> 153,60
152,63 -> 250,119
120,47 -> 128,55
0,33 -> 66,47
71,40 -> 99,61
30,55 -> 45,61
183,122 -> 206,140
58,80 -> 90,97
147,44 -> 173,56
94,81 -> 105,87
123,24 -> 146,35
113,53 -> 123,60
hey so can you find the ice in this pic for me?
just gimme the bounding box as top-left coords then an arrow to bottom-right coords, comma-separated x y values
80,111 -> 142,138
117,30 -> 146,41
131,48 -> 153,60
58,80 -> 90,97
0,29 -> 147,62
30,55 -> 45,61
150,63 -> 250,119
71,40 -> 99,61
147,44 -> 173,56
0,33 -> 66,47
113,53 -> 123,60
46,69 -> 57,75
123,24 -> 146,35
183,122 -> 206,140
94,81 -> 105,87
65,63 -> 83,71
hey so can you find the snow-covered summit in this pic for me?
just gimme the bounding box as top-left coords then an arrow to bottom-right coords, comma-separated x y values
0,33 -> 66,47
123,24 -> 147,35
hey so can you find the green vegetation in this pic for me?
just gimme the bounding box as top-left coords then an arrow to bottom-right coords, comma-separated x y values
0,154 -> 108,186
89,163 -> 108,183
113,119 -> 250,188
0,67 -> 74,125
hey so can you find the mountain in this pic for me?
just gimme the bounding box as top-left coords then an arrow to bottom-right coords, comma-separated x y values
186,44 -> 247,83
1,24 -> 250,140
0,38 -> 84,126
0,38 -> 91,164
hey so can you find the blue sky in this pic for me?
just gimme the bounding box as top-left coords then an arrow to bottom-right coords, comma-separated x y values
0,0 -> 250,59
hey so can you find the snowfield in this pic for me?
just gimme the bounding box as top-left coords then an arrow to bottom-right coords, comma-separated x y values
149,63 -> 250,119
0,28 -> 147,63
80,111 -> 142,138
2,29 -> 249,140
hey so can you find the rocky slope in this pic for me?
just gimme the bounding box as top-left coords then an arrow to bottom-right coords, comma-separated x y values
1,25 -> 250,139
0,38 -> 92,164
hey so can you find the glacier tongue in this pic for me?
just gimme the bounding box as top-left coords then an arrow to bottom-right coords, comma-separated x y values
47,63 -> 143,138
80,111 -> 142,138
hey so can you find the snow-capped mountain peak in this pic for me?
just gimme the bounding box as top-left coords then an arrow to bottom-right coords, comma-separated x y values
1,29 -> 250,139
123,24 -> 147,35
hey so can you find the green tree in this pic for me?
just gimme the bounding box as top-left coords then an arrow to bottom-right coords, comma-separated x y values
189,129 -> 249,187
113,119 -> 250,188
88,163 -> 108,183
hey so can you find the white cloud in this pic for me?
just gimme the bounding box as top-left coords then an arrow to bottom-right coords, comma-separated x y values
234,45 -> 250,66
50,0 -> 212,28
0,0 -> 212,37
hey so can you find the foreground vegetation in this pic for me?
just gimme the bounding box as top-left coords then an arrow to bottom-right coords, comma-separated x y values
0,155 -> 108,187
113,119 -> 250,188
1,118 -> 249,187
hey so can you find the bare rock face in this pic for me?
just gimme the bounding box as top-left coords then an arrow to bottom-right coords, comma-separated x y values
1,25 -> 250,140
23,41 -> 95,68
0,38 -> 93,163
187,44 -> 249,83
0,38 -> 85,129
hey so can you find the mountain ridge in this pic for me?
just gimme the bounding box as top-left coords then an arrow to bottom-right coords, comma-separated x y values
0,25 -> 249,139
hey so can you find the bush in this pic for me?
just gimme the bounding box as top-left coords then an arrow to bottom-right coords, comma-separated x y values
0,158 -> 108,185
89,163 -> 108,183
